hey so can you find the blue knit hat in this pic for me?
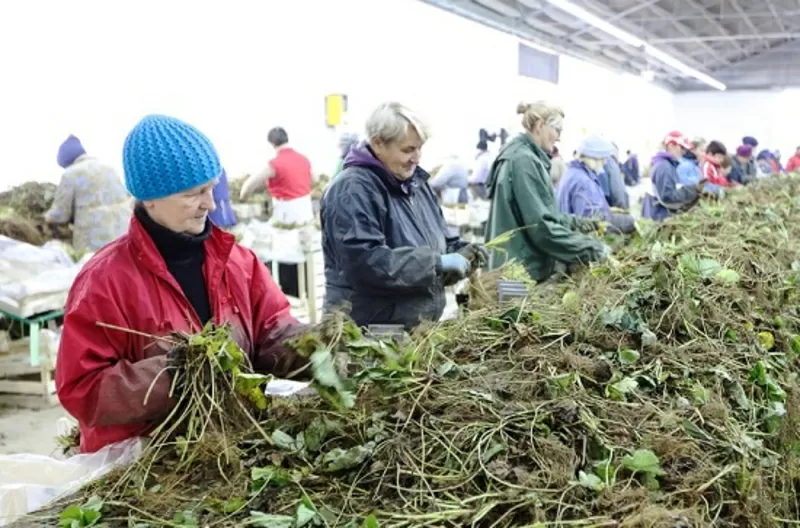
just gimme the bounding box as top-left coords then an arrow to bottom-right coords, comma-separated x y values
57,135 -> 87,168
577,135 -> 614,159
123,114 -> 222,201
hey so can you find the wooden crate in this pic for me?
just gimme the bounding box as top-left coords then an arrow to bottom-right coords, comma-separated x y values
0,334 -> 57,402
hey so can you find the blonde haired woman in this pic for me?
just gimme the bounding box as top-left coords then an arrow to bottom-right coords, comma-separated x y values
485,102 -> 608,283
321,102 -> 486,328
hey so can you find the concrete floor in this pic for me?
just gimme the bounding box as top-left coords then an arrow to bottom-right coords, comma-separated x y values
0,402 -> 66,456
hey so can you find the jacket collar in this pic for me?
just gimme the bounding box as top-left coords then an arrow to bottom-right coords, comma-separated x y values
127,213 -> 236,284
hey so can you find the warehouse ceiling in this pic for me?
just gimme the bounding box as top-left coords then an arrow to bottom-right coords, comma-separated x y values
419,0 -> 800,91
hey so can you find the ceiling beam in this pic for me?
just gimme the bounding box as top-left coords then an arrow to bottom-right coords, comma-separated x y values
634,12 -> 800,23
679,0 -> 748,59
578,0 -> 730,68
647,32 -> 800,43
727,0 -> 769,50
415,0 -> 680,90
568,0 -> 660,41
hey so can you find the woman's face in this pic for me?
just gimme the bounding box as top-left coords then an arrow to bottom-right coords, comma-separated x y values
144,179 -> 218,234
694,143 -> 706,158
532,118 -> 562,152
372,127 -> 423,180
713,153 -> 725,164
583,158 -> 605,173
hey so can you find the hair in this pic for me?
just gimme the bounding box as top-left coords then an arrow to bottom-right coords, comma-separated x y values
267,127 -> 289,147
720,155 -> 733,169
366,102 -> 431,144
516,101 -> 565,133
690,137 -> 706,149
706,140 -> 727,156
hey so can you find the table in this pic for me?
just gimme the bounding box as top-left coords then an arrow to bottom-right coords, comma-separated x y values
0,309 -> 63,401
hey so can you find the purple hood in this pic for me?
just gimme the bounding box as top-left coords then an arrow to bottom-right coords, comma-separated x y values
343,141 -> 386,171
651,151 -> 676,166
57,135 -> 87,169
343,142 -> 424,194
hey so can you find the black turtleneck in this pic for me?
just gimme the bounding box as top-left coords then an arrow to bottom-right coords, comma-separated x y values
135,206 -> 212,325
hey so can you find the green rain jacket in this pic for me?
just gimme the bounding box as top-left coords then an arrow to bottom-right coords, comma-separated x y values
485,134 -> 605,282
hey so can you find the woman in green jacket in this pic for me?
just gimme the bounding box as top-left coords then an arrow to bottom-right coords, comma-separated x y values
485,101 -> 609,282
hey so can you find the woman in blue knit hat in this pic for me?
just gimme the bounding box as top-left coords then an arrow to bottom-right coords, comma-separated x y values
45,135 -> 131,253
54,115 -> 311,454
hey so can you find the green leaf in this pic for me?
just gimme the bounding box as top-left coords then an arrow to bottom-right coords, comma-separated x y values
319,443 -> 375,472
691,383 -> 710,405
575,470 -> 605,492
622,449 -> 664,476
362,515 -> 380,528
251,466 -> 292,492
248,512 -> 295,528
618,349 -> 640,365
714,268 -> 740,284
296,503 -> 317,527
271,430 -> 298,451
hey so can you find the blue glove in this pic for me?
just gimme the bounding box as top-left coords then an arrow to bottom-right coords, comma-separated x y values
440,253 -> 471,279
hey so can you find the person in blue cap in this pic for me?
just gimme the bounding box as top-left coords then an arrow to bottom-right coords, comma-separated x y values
44,135 -> 131,253
55,115 -> 312,454
556,135 -> 635,234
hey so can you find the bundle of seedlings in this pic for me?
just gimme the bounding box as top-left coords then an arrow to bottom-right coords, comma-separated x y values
14,177 -> 800,527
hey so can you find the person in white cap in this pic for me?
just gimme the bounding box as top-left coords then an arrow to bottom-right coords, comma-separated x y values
641,131 -> 705,221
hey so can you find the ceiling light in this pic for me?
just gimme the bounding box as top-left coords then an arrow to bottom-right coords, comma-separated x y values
544,0 -> 726,91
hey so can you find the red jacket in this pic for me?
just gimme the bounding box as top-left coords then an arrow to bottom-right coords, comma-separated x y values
56,216 -> 306,453
267,148 -> 312,200
786,155 -> 800,173
702,157 -> 729,188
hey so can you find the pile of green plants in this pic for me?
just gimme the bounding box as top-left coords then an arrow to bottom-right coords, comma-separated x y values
16,177 -> 800,527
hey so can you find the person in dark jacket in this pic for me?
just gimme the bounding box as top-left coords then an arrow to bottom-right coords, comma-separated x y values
729,145 -> 756,185
209,169 -> 237,228
642,131 -> 704,221
741,136 -> 763,179
320,102 -> 487,329
622,150 -> 640,186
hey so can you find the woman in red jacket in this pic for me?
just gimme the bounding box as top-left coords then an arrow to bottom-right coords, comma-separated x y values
55,115 -> 310,453
701,140 -> 730,188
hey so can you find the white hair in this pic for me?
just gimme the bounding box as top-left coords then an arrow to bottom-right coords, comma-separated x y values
365,102 -> 431,145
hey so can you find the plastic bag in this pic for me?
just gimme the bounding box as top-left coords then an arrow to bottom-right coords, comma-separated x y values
0,437 -> 144,526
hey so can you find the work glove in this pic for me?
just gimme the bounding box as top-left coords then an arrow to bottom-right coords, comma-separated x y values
440,253 -> 471,281
574,217 -> 599,234
458,244 -> 489,268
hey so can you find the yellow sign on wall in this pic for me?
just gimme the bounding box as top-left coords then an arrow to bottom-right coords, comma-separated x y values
325,94 -> 348,128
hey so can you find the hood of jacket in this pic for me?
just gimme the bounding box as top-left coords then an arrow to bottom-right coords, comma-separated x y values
343,142 -> 429,195
682,151 -> 698,164
486,133 -> 550,196
651,151 -> 678,167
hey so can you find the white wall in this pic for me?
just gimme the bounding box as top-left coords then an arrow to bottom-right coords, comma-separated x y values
0,0 -> 674,191
674,89 -> 800,156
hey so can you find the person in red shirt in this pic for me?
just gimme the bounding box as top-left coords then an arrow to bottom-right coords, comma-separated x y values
56,115 -> 311,453
701,140 -> 730,188
785,146 -> 800,174
241,127 -> 314,224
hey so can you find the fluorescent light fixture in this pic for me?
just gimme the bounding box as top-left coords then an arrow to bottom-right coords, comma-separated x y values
544,0 -> 726,91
